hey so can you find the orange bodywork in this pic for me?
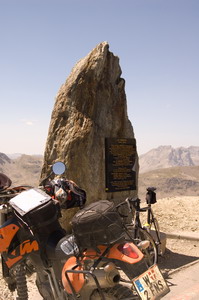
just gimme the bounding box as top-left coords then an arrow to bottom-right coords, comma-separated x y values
6,255 -> 23,268
62,242 -> 144,294
0,221 -> 39,268
83,243 -> 144,263
6,239 -> 39,268
0,223 -> 20,252
62,256 -> 85,294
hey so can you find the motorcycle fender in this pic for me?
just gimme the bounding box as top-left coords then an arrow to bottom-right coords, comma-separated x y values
83,243 -> 144,264
107,243 -> 144,263
62,256 -> 85,294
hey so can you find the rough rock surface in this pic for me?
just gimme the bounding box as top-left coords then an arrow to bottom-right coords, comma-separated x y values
41,42 -> 138,229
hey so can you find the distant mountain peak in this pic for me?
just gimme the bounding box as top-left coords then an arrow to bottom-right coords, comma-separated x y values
6,153 -> 23,159
0,152 -> 11,165
139,146 -> 199,173
0,152 -> 43,186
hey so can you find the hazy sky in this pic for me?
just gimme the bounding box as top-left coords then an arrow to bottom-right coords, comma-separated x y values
1,0 -> 198,156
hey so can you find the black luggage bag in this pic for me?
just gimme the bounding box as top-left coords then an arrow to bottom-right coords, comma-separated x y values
71,200 -> 125,251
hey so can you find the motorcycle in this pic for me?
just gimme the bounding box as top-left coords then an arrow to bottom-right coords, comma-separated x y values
0,162 -> 169,300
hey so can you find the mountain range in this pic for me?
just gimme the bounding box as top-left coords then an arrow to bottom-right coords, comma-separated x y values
139,145 -> 199,173
138,146 -> 199,199
0,152 -> 43,187
1,145 -> 199,199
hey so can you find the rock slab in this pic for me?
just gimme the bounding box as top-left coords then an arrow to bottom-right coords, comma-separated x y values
41,42 -> 138,229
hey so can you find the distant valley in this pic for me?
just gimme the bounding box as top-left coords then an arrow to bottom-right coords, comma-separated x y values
139,165 -> 199,200
138,146 -> 199,199
1,145 -> 199,199
0,152 -> 43,187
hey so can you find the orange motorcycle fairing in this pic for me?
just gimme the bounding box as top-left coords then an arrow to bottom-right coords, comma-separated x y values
0,218 -> 39,268
0,223 -> 20,253
62,256 -> 85,294
61,243 -> 144,295
6,239 -> 39,268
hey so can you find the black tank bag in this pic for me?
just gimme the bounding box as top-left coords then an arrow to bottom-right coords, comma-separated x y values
10,188 -> 63,243
71,200 -> 125,251
10,188 -> 64,267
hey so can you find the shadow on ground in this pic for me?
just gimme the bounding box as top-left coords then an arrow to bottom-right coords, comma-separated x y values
158,248 -> 199,274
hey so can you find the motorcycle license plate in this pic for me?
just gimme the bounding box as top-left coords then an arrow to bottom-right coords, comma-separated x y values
132,264 -> 170,300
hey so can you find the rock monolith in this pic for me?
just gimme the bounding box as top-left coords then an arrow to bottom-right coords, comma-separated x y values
41,42 -> 139,230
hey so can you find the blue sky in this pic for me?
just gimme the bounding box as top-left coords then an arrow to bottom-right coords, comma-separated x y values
1,0 -> 198,155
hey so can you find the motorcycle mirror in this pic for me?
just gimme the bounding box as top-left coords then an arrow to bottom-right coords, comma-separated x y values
52,162 -> 66,175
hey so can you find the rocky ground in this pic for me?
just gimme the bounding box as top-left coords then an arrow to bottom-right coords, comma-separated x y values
151,196 -> 199,276
0,196 -> 199,299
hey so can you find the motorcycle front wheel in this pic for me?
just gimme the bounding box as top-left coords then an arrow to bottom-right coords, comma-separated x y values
90,284 -> 138,300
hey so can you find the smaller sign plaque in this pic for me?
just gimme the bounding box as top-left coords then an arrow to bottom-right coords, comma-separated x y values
105,138 -> 137,192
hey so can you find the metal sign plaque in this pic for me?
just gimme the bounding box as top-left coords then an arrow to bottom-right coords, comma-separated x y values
105,138 -> 137,192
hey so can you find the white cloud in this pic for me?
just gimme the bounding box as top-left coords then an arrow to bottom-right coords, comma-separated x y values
20,119 -> 37,126
26,121 -> 33,126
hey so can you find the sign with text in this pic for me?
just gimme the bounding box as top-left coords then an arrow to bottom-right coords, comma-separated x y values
105,138 -> 137,192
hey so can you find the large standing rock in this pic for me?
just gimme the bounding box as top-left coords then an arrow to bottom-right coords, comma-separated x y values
41,42 -> 139,230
